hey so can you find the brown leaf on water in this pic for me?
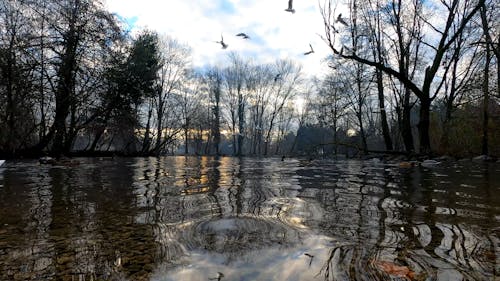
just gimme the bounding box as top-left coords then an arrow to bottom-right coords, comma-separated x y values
372,260 -> 416,280
398,161 -> 415,168
480,250 -> 496,262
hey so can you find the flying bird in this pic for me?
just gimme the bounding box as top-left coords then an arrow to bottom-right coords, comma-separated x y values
216,35 -> 228,49
285,0 -> 295,13
336,14 -> 348,26
274,73 -> 282,82
303,44 -> 314,55
236,33 -> 250,39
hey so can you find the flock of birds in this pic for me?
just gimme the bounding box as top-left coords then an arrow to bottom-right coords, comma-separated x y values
214,0 -> 348,56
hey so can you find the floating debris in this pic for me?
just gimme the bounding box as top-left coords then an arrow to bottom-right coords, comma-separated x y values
372,260 -> 415,280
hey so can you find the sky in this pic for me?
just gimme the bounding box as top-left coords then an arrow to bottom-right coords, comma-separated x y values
104,0 -> 333,78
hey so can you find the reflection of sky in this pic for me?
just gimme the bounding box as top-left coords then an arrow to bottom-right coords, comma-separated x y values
151,234 -> 333,281
0,158 -> 499,280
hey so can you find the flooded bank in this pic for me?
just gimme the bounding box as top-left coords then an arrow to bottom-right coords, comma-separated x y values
0,157 -> 498,280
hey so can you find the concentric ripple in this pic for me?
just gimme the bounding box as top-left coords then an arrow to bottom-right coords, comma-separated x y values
0,157 -> 498,280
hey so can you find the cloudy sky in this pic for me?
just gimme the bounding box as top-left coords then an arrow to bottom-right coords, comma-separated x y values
104,0 -> 333,77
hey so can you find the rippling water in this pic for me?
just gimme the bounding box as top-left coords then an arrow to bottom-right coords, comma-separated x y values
0,157 -> 498,280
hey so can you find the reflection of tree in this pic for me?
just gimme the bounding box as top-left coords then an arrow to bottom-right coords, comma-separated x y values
308,161 -> 388,280
0,159 -> 159,280
299,160 -> 500,280
409,167 -> 497,279
0,163 -> 56,279
54,159 -> 155,280
150,157 -> 314,268
3,158 -> 497,280
229,157 -> 244,215
317,245 -> 361,281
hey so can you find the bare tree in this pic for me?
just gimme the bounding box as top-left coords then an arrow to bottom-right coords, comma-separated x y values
479,4 -> 492,155
438,23 -> 482,152
274,101 -> 295,155
363,0 -> 393,150
205,66 -> 223,155
0,0 -> 38,155
246,63 -> 274,155
321,0 -> 486,154
317,73 -> 350,155
177,72 -> 203,155
223,53 -> 248,155
479,0 -> 498,99
152,37 -> 191,155
263,59 -> 302,155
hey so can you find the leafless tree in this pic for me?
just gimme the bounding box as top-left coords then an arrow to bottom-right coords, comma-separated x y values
151,37 -> 191,155
222,53 -> 248,155
205,66 -> 223,155
263,59 -> 302,155
321,0 -> 487,154
177,72 -> 204,155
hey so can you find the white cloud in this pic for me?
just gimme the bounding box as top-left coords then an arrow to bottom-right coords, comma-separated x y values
104,0 -> 332,77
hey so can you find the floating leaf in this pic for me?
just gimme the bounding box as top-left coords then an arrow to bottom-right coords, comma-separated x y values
373,260 -> 415,280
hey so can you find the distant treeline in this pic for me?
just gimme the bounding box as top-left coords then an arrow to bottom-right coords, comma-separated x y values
0,0 -> 498,158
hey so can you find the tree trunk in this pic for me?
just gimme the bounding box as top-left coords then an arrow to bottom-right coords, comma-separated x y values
439,99 -> 453,154
417,97 -> 431,154
39,3 -> 47,142
401,88 -> 414,152
141,104 -> 153,154
264,115 -> 276,156
355,66 -> 367,153
155,98 -> 164,156
63,100 -> 78,153
376,69 -> 393,151
213,103 -> 221,156
184,119 -> 189,155
481,36 -> 491,155
480,5 -> 492,155
89,127 -> 105,152
5,47 -> 16,154
237,91 -> 245,156
232,115 -> 237,155
184,128 -> 189,155
372,1 -> 393,151
51,6 -> 79,156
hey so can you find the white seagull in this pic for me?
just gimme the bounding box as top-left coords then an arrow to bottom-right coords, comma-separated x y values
304,44 -> 314,55
216,35 -> 228,49
236,33 -> 250,39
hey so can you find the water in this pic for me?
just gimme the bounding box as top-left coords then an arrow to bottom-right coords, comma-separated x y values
0,157 -> 498,281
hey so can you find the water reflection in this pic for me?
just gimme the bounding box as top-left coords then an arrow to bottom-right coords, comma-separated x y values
0,157 -> 498,280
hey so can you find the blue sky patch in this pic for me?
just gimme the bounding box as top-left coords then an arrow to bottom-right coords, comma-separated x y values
218,0 -> 236,15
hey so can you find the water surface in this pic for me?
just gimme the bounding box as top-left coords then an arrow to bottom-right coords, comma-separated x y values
0,157 -> 498,280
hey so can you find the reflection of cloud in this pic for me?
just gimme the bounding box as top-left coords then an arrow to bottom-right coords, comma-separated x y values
1,157 -> 499,281
151,234 -> 333,281
153,214 -> 308,263
151,178 -> 326,277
